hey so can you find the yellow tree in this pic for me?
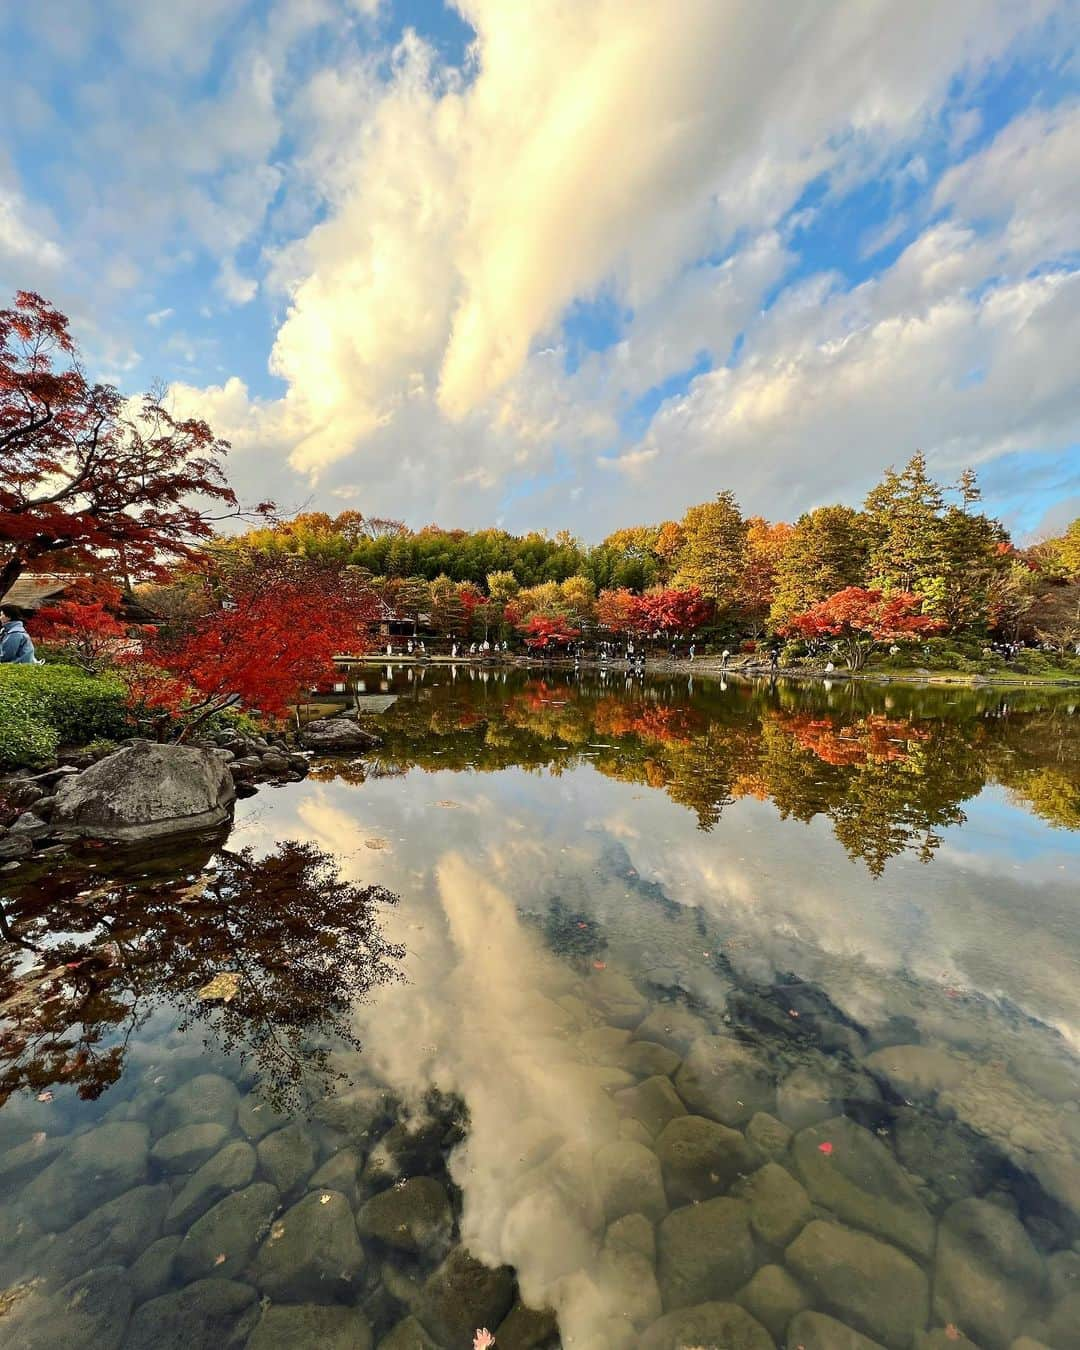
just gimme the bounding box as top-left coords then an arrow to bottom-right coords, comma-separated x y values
738,518 -> 793,637
673,491 -> 747,611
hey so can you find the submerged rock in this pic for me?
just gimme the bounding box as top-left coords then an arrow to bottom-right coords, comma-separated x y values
19,1121 -> 150,1231
732,1161 -> 811,1248
160,1073 -> 239,1134
735,1263 -> 810,1342
776,1062 -> 882,1131
933,1197 -> 1047,1349
165,1140 -> 256,1232
673,1036 -> 775,1126
247,1303 -> 373,1350
175,1181 -> 280,1282
613,1074 -> 687,1138
34,1182 -> 170,1283
585,971 -> 649,1028
656,1196 -> 755,1308
654,1113 -> 760,1206
417,1245 -> 515,1349
128,1235 -> 181,1305
50,741 -> 235,841
3,1264 -> 132,1350
593,1139 -> 668,1222
605,1211 -> 656,1260
357,1177 -> 453,1255
786,1219 -> 929,1349
257,1122 -> 318,1196
252,1189 -> 366,1303
151,1122 -> 230,1173
792,1117 -> 935,1260
787,1310 -> 888,1350
379,1315 -> 439,1350
494,1300 -> 560,1350
633,1004 -> 710,1055
746,1110 -> 793,1159
865,1046 -> 970,1103
619,1040 -> 682,1079
639,1301 -> 774,1350
299,719 -> 382,753
122,1277 -> 259,1350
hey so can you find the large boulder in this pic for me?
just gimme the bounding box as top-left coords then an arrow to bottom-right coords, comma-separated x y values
654,1114 -> 760,1206
50,741 -> 235,841
252,1189 -> 366,1303
18,1121 -> 150,1231
122,1277 -> 259,1350
165,1140 -> 256,1233
732,1161 -> 811,1248
33,1183 -> 170,1285
247,1304 -> 373,1350
299,719 -> 381,753
1,1265 -> 133,1350
417,1246 -> 516,1349
787,1310 -> 888,1350
735,1264 -> 810,1342
357,1177 -> 453,1255
674,1036 -> 775,1126
174,1182 -> 280,1282
786,1219 -> 929,1350
593,1140 -> 668,1222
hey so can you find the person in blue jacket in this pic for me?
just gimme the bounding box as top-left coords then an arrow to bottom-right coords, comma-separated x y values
0,606 -> 37,663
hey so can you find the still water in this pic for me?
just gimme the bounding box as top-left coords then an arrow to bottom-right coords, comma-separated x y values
2,667 -> 1079,1349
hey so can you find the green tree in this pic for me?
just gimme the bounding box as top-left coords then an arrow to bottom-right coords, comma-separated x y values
769,505 -> 869,627
429,574 -> 466,637
673,491 -> 747,609
863,452 -> 946,593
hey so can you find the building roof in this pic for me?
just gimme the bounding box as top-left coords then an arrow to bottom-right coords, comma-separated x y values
1,573 -> 74,610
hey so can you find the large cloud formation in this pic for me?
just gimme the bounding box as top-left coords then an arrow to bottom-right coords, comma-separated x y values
12,0 -> 1077,531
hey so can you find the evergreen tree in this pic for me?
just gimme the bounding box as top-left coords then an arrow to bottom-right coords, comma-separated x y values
769,505 -> 869,627
863,452 -> 945,593
673,491 -> 748,609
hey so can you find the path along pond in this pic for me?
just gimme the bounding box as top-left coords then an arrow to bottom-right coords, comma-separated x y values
2,666 -> 1080,1350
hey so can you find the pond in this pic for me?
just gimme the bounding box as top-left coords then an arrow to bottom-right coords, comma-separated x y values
2,666 -> 1079,1349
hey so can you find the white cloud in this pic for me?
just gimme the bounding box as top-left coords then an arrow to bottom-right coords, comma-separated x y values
146,307 -> 175,327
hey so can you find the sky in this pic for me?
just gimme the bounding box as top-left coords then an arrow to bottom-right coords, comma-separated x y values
2,0 -> 1078,541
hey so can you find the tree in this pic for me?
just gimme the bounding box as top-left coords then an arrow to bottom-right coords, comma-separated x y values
673,491 -> 747,608
738,517 -> 793,637
785,586 -> 943,669
863,451 -> 945,593
1,291 -> 264,597
596,587 -> 640,636
987,558 -> 1037,642
634,586 -> 713,637
33,577 -> 134,673
429,574 -> 466,637
126,557 -> 377,737
923,504 -> 1006,631
769,505 -> 869,627
519,615 -> 581,649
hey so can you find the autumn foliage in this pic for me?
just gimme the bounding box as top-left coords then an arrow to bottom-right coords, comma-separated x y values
520,614 -> 581,650
124,558 -> 377,735
0,290 -> 269,598
784,587 -> 943,668
33,577 -> 137,673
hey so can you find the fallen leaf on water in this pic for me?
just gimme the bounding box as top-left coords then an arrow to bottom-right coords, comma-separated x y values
592,961 -> 607,971
788,1009 -> 800,1018
270,1222 -> 285,1240
818,1141 -> 834,1156
36,1091 -> 53,1103
944,1326 -> 961,1342
213,1253 -> 227,1266
196,972 -> 242,1003
473,1330 -> 495,1350
31,1131 -> 46,1145
435,800 -> 461,809
364,838 -> 389,850
319,1194 -> 332,1205
577,922 -> 588,929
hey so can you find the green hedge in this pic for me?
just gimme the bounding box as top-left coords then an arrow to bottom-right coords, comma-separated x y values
0,665 -> 128,767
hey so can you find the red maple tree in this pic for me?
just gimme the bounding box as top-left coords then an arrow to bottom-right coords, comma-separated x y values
124,558 -> 377,737
784,586 -> 943,669
1,290 -> 269,598
34,577 -> 139,673
520,614 -> 581,650
633,586 -> 713,637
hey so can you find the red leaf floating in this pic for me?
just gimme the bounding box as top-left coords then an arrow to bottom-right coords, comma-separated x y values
592,961 -> 607,971
818,1141 -> 833,1155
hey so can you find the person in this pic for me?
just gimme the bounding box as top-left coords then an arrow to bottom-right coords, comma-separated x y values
720,648 -> 730,673
769,644 -> 780,673
689,642 -> 696,662
0,606 -> 36,664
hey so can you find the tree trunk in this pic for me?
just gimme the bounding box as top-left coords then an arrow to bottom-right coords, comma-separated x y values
0,554 -> 24,601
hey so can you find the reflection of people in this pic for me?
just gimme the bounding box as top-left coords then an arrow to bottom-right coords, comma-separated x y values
0,606 -> 36,664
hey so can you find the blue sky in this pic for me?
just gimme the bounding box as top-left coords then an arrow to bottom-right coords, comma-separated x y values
1,0 -> 1078,540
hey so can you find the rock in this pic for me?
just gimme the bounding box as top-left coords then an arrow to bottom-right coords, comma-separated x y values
417,1246 -> 516,1349
787,1310 -> 889,1350
674,1036 -> 775,1126
613,1074 -> 687,1137
654,1113 -> 760,1206
19,1121 -> 150,1230
34,1182 -> 170,1283
597,1243 -> 664,1327
310,1148 -> 361,1203
0,1133 -> 65,1188
593,1139 -> 668,1223
160,1073 -> 239,1133
786,1219 -> 929,1349
917,1331 -> 980,1350
357,1177 -> 453,1255
585,971 -> 649,1028
605,1212 -> 655,1260
175,1181 -> 280,1281
656,1197 -> 755,1308
128,1235 -> 181,1304
639,1301 -> 774,1350
619,1040 -> 682,1079
865,1045 -> 970,1103
933,1198 -> 1047,1349
747,1110 -> 793,1159
494,1301 -> 560,1350
3,1265 -> 133,1350
1044,1293 -> 1080,1350
1048,1248 -> 1080,1301
122,1277 -> 259,1350
252,1189 -> 365,1303
314,1084 -> 391,1145
579,1026 -> 633,1064
892,1110 -> 997,1205
10,811 -> 48,838
299,719 -> 382,752
247,1303 -> 373,1350
165,1140 -> 257,1232
736,1264 -> 810,1341
777,1062 -> 882,1131
238,1091 -> 288,1140
634,1005 -> 710,1055
733,1161 -> 811,1247
379,1315 -> 439,1350
0,833 -> 32,860
257,1122 -> 318,1195
792,1117 -> 935,1260
618,1117 -> 655,1146
363,1118 -> 447,1189
50,741 -> 235,841
151,1122 -> 230,1173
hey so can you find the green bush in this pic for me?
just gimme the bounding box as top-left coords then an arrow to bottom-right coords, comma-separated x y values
0,683 -> 60,768
0,665 -> 129,752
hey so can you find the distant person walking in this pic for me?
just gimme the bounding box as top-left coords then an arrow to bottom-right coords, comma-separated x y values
0,606 -> 36,664
769,644 -> 780,674
720,648 -> 730,673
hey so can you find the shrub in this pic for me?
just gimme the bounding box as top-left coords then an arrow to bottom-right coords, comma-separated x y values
0,683 -> 59,768
0,664 -> 129,748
